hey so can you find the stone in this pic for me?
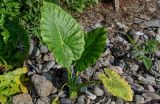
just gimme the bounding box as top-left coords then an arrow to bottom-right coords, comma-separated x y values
40,46 -> 48,53
60,98 -> 73,104
143,20 -> 160,27
155,50 -> 160,58
36,97 -> 50,104
104,97 -> 111,104
85,91 -> 97,100
80,86 -> 87,93
31,74 -> 55,97
108,65 -> 123,74
94,86 -> 104,96
12,93 -> 33,104
156,34 -> 160,43
130,64 -> 139,73
134,95 -> 145,104
147,85 -> 155,92
42,60 -> 55,72
115,98 -> 123,104
142,93 -> 160,103
29,43 -> 34,55
131,83 -> 144,92
30,46 -> 40,57
143,92 -> 160,100
77,95 -> 85,104
110,101 -> 116,104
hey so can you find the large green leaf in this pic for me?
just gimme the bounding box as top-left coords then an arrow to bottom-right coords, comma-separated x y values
75,27 -> 106,72
98,68 -> 133,101
40,1 -> 85,68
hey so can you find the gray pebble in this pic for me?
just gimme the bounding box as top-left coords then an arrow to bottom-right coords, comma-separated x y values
60,98 -> 73,104
40,46 -> 48,53
147,85 -> 155,92
104,98 -> 111,104
42,60 -> 55,71
77,95 -> 85,104
31,46 -> 41,57
134,95 -> 145,104
143,19 -> 160,27
36,97 -> 50,104
80,86 -> 87,93
115,98 -> 123,104
131,83 -> 144,92
94,86 -> 104,96
85,91 -> 97,100
130,64 -> 139,73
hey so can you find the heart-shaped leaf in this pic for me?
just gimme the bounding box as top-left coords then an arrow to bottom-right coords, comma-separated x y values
40,2 -> 85,68
75,27 -> 107,72
98,68 -> 133,101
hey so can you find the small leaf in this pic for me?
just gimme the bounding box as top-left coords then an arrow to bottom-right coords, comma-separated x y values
1,28 -> 10,44
142,56 -> 152,70
98,68 -> 133,101
76,27 -> 107,72
40,1 -> 85,68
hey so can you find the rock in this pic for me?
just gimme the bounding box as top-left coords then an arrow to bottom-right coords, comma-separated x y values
77,95 -> 85,104
143,20 -> 160,27
142,92 -> 160,103
85,91 -> 97,100
31,74 -> 55,97
126,76 -> 133,83
116,22 -> 127,30
40,46 -> 48,53
104,97 -> 111,104
131,83 -> 144,92
147,85 -> 155,92
143,92 -> 160,99
60,98 -> 73,104
156,34 -> 160,43
110,101 -> 116,104
80,86 -> 87,93
115,98 -> 123,104
30,46 -> 41,57
94,86 -> 104,96
154,50 -> 160,58
130,64 -> 139,73
12,93 -> 33,104
108,65 -> 123,74
134,95 -> 145,104
42,61 -> 55,72
42,72 -> 53,81
36,97 -> 50,104
29,43 -> 34,55
91,23 -> 102,29
138,75 -> 156,85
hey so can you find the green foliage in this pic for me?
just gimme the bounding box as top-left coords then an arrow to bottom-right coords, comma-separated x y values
76,27 -> 107,72
0,18 -> 29,67
40,1 -> 85,69
98,68 -> 133,101
0,67 -> 28,104
127,34 -> 158,70
65,0 -> 99,12
0,0 -> 20,43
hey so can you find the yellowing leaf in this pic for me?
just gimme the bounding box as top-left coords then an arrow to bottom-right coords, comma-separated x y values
98,68 -> 133,101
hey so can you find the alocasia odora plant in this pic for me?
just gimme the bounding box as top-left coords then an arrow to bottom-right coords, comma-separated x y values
40,1 -> 133,100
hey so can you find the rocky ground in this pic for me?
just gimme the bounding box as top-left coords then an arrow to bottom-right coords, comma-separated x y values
12,0 -> 160,104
